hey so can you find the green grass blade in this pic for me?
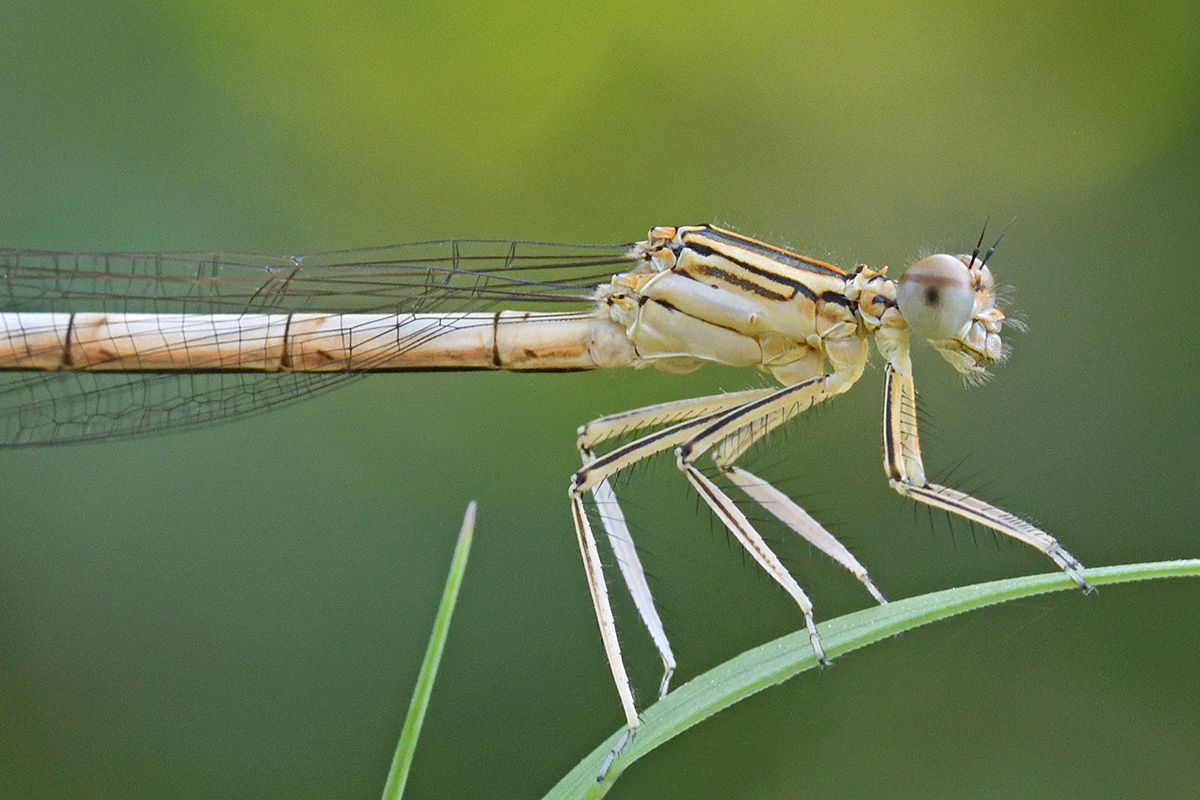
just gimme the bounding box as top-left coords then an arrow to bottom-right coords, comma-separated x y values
542,559 -> 1200,800
381,501 -> 477,800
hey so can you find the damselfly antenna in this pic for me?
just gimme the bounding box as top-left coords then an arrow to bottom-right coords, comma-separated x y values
979,219 -> 1008,268
971,217 -> 991,266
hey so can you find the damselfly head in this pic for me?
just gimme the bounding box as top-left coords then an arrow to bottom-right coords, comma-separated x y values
897,254 -> 974,340
897,252 -> 1006,379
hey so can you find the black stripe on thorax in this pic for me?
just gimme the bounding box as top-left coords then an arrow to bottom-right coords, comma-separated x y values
690,261 -> 794,302
819,290 -> 854,310
686,242 -> 827,301
693,227 -> 846,277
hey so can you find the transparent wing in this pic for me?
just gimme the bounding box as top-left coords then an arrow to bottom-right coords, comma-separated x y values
0,238 -> 637,445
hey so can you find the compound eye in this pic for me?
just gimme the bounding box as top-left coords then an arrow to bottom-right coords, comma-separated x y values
896,254 -> 975,340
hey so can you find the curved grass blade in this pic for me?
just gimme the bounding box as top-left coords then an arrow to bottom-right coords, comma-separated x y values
543,559 -> 1200,799
381,501 -> 477,800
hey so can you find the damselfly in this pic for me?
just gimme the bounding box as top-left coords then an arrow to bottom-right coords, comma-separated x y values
0,224 -> 1088,771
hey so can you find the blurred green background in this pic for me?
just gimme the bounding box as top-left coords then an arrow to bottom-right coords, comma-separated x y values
1,1 -> 1197,798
